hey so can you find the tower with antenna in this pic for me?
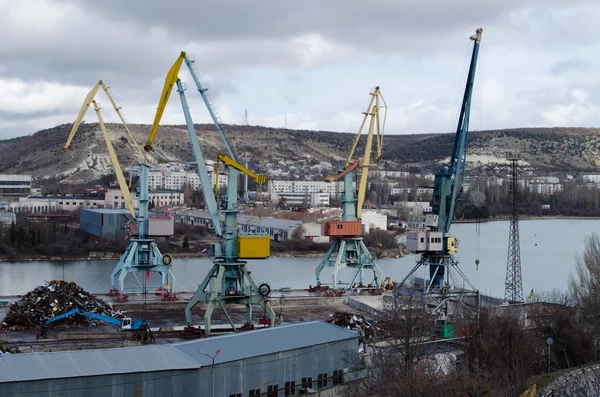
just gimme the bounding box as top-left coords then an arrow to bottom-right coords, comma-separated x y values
505,153 -> 524,303
244,108 -> 249,125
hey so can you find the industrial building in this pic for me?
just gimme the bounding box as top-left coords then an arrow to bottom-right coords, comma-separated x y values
268,180 -> 347,198
270,191 -> 330,207
0,212 -> 16,226
147,169 -> 227,191
361,210 -> 387,232
80,208 -> 174,238
0,174 -> 32,197
174,209 -> 302,241
104,189 -> 184,209
8,194 -> 105,213
0,321 -> 358,396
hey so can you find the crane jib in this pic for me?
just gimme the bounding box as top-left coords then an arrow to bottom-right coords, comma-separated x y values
432,28 -> 482,236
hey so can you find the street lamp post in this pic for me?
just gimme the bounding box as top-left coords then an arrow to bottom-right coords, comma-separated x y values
199,349 -> 222,397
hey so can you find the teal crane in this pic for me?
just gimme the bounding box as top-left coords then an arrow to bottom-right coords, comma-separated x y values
399,28 -> 483,322
146,52 -> 274,335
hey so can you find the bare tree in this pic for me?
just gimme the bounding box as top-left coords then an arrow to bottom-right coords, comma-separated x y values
341,295 -> 439,397
291,224 -> 305,241
569,232 -> 600,337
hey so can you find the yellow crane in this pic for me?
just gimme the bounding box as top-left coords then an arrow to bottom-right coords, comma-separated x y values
62,80 -> 175,296
315,87 -> 387,290
62,80 -> 143,219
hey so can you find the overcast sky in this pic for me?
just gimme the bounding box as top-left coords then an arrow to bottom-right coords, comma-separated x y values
1,0 -> 599,139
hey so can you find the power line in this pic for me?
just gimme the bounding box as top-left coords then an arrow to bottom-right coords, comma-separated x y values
505,154 -> 523,304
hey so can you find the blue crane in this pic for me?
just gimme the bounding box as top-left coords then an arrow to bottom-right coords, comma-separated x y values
145,52 -> 275,335
400,29 -> 482,321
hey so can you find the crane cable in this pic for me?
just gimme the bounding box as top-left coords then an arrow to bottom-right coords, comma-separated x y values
475,41 -> 483,271
475,218 -> 480,270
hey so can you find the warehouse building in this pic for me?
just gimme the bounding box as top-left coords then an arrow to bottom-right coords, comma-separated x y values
80,208 -> 174,238
174,209 -> 302,241
0,174 -> 32,197
0,321 -> 358,396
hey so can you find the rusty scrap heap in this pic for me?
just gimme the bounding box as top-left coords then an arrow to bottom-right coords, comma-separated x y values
2,280 -> 120,331
327,312 -> 379,345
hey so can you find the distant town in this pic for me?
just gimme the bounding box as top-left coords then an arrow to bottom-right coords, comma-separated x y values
1,152 -> 600,255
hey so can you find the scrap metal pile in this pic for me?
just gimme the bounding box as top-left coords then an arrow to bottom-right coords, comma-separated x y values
327,312 -> 380,345
1,280 -> 121,331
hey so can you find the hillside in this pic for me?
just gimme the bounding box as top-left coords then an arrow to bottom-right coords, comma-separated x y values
1,123 -> 600,181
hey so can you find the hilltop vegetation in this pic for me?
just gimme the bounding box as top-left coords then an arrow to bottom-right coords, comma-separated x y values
1,124 -> 600,182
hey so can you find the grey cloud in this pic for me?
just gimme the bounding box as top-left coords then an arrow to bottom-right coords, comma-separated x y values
550,58 -> 592,76
284,96 -> 297,106
3,0 -> 600,139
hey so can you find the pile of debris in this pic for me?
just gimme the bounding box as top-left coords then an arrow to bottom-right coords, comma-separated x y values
1,280 -> 121,331
327,312 -> 379,345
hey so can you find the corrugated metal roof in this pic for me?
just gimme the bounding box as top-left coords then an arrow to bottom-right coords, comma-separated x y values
174,209 -> 302,230
173,320 -> 358,367
237,215 -> 302,229
81,208 -> 130,214
28,195 -> 105,200
0,321 -> 357,383
0,345 -> 199,383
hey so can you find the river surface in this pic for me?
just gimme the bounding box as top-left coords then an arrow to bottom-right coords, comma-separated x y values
0,219 -> 597,298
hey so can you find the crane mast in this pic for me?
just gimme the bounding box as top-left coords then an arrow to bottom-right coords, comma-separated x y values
147,53 -> 274,334
399,29 -> 482,323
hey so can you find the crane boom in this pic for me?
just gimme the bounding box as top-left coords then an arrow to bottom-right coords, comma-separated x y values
183,56 -> 236,162
324,160 -> 360,183
62,83 -> 102,152
216,154 -> 266,185
92,101 -> 137,219
176,79 -> 222,237
145,52 -> 186,151
345,86 -> 386,219
62,81 -> 137,219
144,51 -> 236,163
432,28 -> 482,235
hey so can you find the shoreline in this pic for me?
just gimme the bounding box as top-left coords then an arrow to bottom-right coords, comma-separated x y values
0,250 -> 405,262
455,215 -> 600,223
0,252 -> 326,262
1,216 -> 596,262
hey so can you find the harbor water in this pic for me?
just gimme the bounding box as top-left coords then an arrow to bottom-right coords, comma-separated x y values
0,219 -> 597,298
